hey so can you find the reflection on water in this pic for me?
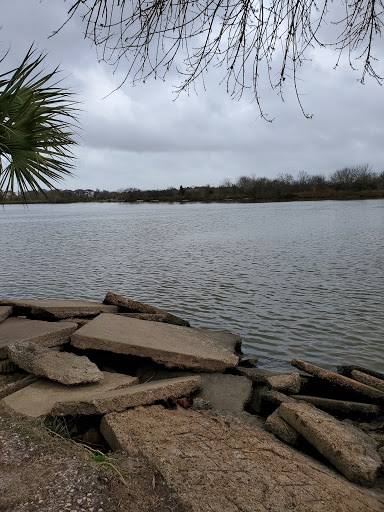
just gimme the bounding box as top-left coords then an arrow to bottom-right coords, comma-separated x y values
1,200 -> 383,371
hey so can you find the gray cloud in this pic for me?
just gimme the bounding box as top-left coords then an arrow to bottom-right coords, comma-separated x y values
1,0 -> 383,191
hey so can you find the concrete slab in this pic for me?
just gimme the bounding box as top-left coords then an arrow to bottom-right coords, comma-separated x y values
100,405 -> 384,512
265,409 -> 304,447
292,395 -> 380,419
196,373 -> 252,413
0,373 -> 38,400
0,299 -> 119,319
0,306 -> 12,324
0,318 -> 77,359
279,401 -> 382,485
104,291 -> 190,327
51,376 -> 202,416
71,314 -> 239,372
1,371 -> 138,418
8,341 -> 103,385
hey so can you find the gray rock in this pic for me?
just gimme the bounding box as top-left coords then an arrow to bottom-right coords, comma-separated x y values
104,291 -> 190,327
71,313 -> 239,372
51,376 -> 202,416
8,341 -> 103,385
0,317 -> 77,359
0,374 -> 38,400
0,299 -> 119,320
265,409 -> 304,447
0,306 -> 13,324
1,371 -> 138,417
196,373 -> 252,413
279,401 -> 382,486
266,373 -> 302,394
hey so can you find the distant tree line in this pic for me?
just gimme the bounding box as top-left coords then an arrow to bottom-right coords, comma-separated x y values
4,165 -> 384,204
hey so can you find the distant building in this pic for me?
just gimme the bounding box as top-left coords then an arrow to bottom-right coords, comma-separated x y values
74,189 -> 95,198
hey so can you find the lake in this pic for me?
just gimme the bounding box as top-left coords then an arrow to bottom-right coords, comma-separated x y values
1,200 -> 383,371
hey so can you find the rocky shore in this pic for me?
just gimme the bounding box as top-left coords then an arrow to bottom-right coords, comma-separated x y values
0,293 -> 383,511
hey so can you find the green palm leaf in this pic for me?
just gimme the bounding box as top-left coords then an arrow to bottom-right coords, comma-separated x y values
0,46 -> 79,202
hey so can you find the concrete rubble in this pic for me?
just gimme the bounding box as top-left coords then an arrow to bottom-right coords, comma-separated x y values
0,294 -> 383,506
100,405 -> 384,512
0,299 -> 119,319
1,371 -> 139,417
0,317 -> 77,359
279,400 -> 382,485
7,341 -> 103,385
0,306 -> 12,324
71,313 -> 239,372
104,291 -> 190,326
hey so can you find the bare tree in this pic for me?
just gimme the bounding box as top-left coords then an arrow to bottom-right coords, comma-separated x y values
61,0 -> 383,119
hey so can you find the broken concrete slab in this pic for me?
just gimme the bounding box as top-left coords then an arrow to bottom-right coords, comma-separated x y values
279,401 -> 382,486
8,341 -> 103,385
59,318 -> 92,327
266,373 -> 302,394
196,374 -> 252,413
100,405 -> 384,512
247,386 -> 295,415
1,371 -> 139,418
265,409 -> 304,447
0,373 -> 38,400
51,376 -> 202,416
291,359 -> 384,403
0,299 -> 119,320
293,395 -> 381,419
115,312 -> 184,325
0,317 -> 77,359
338,364 -> 384,381
0,306 -> 12,324
351,370 -> 384,392
71,314 -> 239,372
104,292 -> 190,327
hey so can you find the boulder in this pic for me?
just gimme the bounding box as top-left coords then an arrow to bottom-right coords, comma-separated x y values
266,373 -> 302,394
0,318 -> 77,359
0,299 -> 119,320
292,395 -> 380,419
104,291 -> 190,327
1,371 -> 139,418
71,314 -> 239,372
51,376 -> 202,416
279,401 -> 382,486
0,306 -> 12,324
265,409 -> 304,447
100,405 -> 383,512
196,373 -> 252,413
291,359 -> 384,403
59,318 -> 91,327
7,341 -> 103,385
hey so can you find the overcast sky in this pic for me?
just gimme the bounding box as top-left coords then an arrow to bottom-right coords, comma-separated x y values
1,0 -> 383,191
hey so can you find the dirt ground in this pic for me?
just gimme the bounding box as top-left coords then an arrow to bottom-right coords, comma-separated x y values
0,413 -> 185,512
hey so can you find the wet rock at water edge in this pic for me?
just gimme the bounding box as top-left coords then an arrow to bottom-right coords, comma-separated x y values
104,291 -> 190,327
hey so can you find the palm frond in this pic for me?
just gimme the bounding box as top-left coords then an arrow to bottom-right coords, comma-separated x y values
0,46 -> 79,202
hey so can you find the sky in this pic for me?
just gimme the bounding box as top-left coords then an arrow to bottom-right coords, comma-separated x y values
1,0 -> 383,191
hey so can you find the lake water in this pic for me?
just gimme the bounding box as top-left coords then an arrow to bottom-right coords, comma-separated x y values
1,200 -> 383,371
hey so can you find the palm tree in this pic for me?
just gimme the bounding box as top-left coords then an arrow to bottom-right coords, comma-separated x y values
0,46 -> 78,202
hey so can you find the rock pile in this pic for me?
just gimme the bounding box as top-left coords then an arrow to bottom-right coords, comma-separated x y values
0,293 -> 383,511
